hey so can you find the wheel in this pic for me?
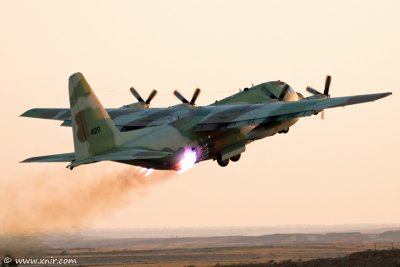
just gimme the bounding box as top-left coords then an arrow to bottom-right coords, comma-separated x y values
217,158 -> 229,167
279,128 -> 289,134
217,153 -> 229,167
230,154 -> 241,162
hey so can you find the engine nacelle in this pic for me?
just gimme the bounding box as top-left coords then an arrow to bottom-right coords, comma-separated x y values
245,119 -> 299,140
218,142 -> 246,161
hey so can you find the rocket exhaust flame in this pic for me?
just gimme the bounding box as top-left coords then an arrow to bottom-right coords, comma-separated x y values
145,168 -> 154,176
177,148 -> 197,174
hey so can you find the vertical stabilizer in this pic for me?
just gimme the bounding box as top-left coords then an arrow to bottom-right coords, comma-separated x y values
69,72 -> 120,162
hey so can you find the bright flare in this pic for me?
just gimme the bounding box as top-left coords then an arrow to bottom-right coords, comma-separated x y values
177,149 -> 197,174
145,168 -> 154,177
137,167 -> 147,174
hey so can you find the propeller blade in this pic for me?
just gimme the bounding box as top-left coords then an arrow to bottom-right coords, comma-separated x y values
173,90 -> 189,104
263,89 -> 278,100
320,110 -> 325,120
190,88 -> 201,105
145,89 -> 157,104
130,87 -> 145,103
296,92 -> 304,100
278,85 -> 290,100
324,75 -> 331,96
306,86 -> 323,95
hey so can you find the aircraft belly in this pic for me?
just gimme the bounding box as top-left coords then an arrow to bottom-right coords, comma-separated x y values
116,159 -> 176,170
245,118 -> 299,140
116,124 -> 194,170
126,124 -> 190,151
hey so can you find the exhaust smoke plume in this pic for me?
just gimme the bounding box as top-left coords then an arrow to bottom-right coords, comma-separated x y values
0,164 -> 174,245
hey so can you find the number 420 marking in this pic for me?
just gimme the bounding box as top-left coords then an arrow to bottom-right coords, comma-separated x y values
90,126 -> 101,135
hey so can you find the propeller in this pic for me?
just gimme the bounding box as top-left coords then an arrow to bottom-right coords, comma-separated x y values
305,75 -> 332,120
129,87 -> 158,107
145,89 -> 157,105
306,87 -> 322,96
174,88 -> 201,106
324,75 -> 331,97
278,85 -> 290,101
320,110 -> 325,120
306,75 -> 331,98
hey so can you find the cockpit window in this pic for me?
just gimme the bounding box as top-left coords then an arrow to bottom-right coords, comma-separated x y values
261,81 -> 298,102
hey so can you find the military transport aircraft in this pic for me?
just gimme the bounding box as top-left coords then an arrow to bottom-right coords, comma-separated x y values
21,73 -> 391,172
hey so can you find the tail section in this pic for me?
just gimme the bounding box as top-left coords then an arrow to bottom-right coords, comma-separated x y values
69,72 -> 120,162
21,72 -> 170,169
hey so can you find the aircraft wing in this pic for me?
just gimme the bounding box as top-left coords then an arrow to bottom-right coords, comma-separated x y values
193,92 -> 391,131
21,93 -> 391,132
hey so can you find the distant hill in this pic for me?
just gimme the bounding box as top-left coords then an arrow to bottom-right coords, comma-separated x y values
45,229 -> 400,249
81,224 -> 400,238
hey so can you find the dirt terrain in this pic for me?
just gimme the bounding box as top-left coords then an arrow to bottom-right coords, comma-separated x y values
1,230 -> 400,266
45,244 -> 398,267
214,249 -> 400,267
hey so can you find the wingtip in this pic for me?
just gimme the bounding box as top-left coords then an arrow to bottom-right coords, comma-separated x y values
371,92 -> 392,100
381,92 -> 393,98
20,109 -> 34,118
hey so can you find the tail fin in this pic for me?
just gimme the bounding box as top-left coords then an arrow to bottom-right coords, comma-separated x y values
69,72 -> 120,161
21,73 -> 171,168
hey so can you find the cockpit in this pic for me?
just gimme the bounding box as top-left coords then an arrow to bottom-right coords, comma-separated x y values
212,80 -> 302,106
260,81 -> 299,102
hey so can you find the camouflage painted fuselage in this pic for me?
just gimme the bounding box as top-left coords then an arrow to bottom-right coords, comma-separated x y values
122,82 -> 300,169
21,73 -> 391,171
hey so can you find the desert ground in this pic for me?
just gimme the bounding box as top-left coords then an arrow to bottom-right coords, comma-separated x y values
2,230 -> 400,266
47,244 -> 399,267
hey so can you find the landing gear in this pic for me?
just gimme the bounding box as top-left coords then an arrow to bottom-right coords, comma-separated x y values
217,153 -> 229,167
279,128 -> 289,134
230,154 -> 241,162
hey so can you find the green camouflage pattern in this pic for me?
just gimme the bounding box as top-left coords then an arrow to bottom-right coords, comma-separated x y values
21,73 -> 391,170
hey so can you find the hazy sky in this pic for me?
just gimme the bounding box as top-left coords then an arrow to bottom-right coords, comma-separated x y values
1,0 -> 399,231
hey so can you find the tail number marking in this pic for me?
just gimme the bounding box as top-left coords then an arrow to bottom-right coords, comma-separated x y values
90,126 -> 101,135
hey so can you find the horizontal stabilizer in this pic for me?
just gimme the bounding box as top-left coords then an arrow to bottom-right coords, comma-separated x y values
20,108 -> 71,121
68,148 -> 173,168
22,148 -> 172,168
94,148 -> 173,161
21,152 -> 75,163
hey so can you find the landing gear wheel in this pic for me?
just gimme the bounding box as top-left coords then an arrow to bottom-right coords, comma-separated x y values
217,154 -> 229,167
230,154 -> 241,162
217,159 -> 229,167
279,128 -> 289,134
